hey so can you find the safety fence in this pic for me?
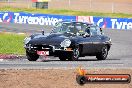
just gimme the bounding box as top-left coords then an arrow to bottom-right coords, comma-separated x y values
0,12 -> 132,30
0,0 -> 132,14
48,0 -> 132,14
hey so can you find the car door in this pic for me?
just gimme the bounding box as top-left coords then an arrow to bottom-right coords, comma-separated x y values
78,24 -> 95,55
79,36 -> 94,55
90,26 -> 104,53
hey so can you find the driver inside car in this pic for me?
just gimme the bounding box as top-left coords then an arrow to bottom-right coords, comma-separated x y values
68,25 -> 78,34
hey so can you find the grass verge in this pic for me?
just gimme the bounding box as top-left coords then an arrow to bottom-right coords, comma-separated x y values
0,33 -> 26,55
0,6 -> 132,18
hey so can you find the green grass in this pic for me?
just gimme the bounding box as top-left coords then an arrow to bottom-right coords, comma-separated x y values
0,33 -> 26,55
0,6 -> 132,18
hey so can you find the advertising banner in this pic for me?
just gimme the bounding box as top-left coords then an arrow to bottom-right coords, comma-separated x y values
77,16 -> 132,30
0,12 -> 132,30
32,0 -> 49,2
0,12 -> 76,26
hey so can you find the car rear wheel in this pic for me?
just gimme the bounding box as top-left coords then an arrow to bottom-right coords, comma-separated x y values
68,47 -> 80,61
96,45 -> 108,60
26,51 -> 39,61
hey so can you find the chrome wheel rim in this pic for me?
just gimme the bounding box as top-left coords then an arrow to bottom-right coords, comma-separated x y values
73,48 -> 79,59
102,46 -> 107,58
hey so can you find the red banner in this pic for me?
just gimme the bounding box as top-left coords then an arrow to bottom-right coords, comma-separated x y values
32,0 -> 38,2
32,0 -> 49,2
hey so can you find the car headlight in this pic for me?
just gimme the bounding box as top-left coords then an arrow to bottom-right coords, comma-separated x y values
24,37 -> 31,44
60,39 -> 71,47
109,38 -> 111,42
109,38 -> 112,44
106,38 -> 112,44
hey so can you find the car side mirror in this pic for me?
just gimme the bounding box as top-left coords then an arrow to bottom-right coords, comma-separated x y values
42,29 -> 44,35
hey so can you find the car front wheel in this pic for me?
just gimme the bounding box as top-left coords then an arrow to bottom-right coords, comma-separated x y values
68,47 -> 80,61
26,51 -> 39,61
96,45 -> 108,60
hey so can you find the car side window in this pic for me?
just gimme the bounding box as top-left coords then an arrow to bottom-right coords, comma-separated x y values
90,26 -> 97,36
96,26 -> 102,35
90,26 -> 101,36
81,24 -> 90,34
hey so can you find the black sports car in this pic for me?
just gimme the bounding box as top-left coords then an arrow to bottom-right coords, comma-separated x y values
24,21 -> 112,61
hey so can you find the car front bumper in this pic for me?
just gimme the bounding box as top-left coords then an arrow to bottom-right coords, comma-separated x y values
24,44 -> 73,56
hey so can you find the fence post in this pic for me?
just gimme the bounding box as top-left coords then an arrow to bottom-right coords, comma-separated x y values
90,0 -> 92,8
8,0 -> 10,7
112,2 -> 114,13
68,0 -> 71,6
28,0 -> 30,8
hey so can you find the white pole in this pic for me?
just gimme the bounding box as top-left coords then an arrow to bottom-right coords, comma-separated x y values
69,0 -> 71,6
112,2 -> 114,13
90,0 -> 92,8
8,0 -> 10,6
28,0 -> 30,8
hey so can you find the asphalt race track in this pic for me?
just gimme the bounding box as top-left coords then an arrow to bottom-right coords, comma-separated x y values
0,23 -> 132,69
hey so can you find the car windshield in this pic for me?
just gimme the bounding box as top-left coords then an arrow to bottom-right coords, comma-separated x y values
51,22 -> 86,35
52,22 -> 71,33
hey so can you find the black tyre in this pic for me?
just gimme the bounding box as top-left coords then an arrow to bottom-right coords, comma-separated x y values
96,45 -> 108,60
76,75 -> 87,85
68,47 -> 80,61
26,51 -> 39,61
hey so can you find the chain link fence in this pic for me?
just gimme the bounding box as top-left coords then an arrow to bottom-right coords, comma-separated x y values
0,0 -> 132,14
0,0 -> 32,8
48,0 -> 132,14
